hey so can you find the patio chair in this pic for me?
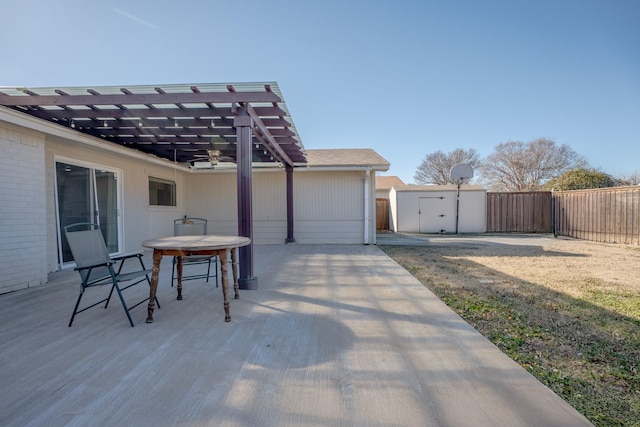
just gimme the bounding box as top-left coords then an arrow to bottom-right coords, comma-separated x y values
64,223 -> 159,327
171,217 -> 219,288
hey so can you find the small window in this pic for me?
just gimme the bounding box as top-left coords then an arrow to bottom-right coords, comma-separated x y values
149,176 -> 176,206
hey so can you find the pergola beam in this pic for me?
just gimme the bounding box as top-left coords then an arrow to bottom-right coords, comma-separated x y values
98,125 -> 223,135
10,105 -> 287,120
246,104 -> 294,167
0,91 -> 281,107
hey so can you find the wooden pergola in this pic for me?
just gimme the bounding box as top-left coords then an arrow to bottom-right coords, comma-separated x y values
0,82 -> 307,289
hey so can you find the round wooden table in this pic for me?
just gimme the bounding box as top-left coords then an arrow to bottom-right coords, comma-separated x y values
142,235 -> 251,323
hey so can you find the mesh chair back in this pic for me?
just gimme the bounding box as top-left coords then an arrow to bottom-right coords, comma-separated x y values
65,224 -> 112,282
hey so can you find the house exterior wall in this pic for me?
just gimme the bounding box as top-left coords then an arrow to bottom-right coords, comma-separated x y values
185,169 -> 373,244
1,113 -> 380,292
184,172 -> 239,237
0,123 -> 48,292
396,188 -> 487,234
295,170 -> 369,244
185,171 -> 291,244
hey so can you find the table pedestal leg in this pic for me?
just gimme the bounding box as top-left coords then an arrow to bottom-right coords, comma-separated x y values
146,250 -> 162,323
219,250 -> 230,322
232,248 -> 239,299
176,256 -> 183,300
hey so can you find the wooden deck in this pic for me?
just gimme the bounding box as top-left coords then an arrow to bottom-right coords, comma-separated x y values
0,244 -> 591,426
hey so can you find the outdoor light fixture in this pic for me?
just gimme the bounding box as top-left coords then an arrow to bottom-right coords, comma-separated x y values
103,120 -> 108,127
138,119 -> 143,127
174,120 -> 179,127
210,118 -> 215,127
71,120 -> 75,128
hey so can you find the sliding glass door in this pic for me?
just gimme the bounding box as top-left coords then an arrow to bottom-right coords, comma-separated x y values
55,160 -> 122,267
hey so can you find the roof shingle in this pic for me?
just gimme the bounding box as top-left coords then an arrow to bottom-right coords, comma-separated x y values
304,149 -> 389,170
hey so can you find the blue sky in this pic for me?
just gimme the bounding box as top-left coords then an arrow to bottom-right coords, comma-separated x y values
2,0 -> 638,184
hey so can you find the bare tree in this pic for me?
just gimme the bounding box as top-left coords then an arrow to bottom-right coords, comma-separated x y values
619,171 -> 640,186
414,148 -> 482,185
480,138 -> 586,191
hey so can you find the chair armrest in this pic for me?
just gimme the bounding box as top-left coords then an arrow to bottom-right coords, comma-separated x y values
74,261 -> 113,272
111,252 -> 147,275
111,252 -> 144,262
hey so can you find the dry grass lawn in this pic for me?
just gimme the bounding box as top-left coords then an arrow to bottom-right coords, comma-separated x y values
380,235 -> 640,427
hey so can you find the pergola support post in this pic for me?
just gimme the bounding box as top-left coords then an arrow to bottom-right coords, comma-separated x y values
285,165 -> 295,243
235,108 -> 258,290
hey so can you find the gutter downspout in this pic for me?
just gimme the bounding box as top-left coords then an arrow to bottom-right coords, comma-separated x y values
364,168 -> 370,245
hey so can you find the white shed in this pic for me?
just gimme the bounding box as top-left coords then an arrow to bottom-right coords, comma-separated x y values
390,185 -> 486,234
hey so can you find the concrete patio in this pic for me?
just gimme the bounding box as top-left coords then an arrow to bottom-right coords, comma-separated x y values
0,242 -> 592,426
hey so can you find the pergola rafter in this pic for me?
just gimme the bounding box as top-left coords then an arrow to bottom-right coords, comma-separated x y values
0,82 -> 306,167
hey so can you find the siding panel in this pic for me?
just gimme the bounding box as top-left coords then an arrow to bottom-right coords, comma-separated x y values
185,170 -> 367,244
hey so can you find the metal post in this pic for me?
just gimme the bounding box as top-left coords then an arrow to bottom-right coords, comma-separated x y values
285,165 -> 295,243
455,183 -> 461,234
235,108 -> 257,290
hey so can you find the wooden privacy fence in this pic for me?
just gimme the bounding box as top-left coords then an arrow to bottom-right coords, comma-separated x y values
553,186 -> 640,245
486,192 -> 552,233
485,187 -> 640,245
376,198 -> 390,230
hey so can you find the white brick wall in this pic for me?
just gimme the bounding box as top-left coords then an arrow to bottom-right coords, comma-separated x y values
0,124 -> 48,293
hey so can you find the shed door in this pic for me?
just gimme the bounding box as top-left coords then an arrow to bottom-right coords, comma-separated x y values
419,194 -> 451,233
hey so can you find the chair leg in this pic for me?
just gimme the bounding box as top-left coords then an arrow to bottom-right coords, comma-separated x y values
68,289 -> 85,327
171,257 -> 176,287
214,257 -> 219,288
104,284 -> 117,309
113,284 -> 135,327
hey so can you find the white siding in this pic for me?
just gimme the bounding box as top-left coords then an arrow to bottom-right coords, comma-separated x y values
295,171 -> 365,243
0,124 -> 48,292
254,172 -> 287,243
376,189 -> 389,199
184,172 -> 239,236
185,169 -> 369,244
458,190 -> 487,233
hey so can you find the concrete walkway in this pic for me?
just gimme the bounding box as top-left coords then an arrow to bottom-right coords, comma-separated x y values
0,242 -> 592,426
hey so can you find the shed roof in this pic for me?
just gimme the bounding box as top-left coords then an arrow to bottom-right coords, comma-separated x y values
0,82 -> 306,168
397,184 -> 486,192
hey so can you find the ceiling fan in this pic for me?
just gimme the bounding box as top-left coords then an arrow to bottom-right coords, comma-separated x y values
190,149 -> 235,165
185,137 -> 236,167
